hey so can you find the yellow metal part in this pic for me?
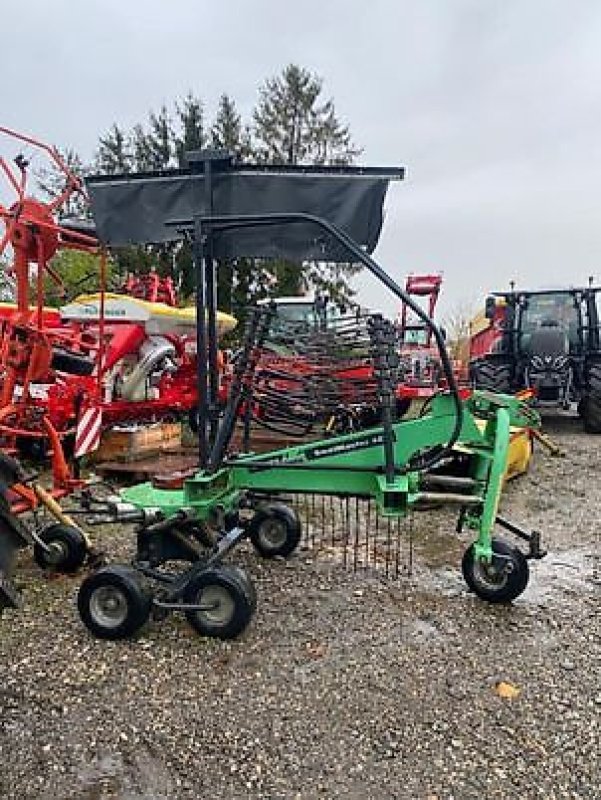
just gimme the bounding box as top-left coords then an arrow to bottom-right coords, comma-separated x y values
474,419 -> 533,481
63,293 -> 238,338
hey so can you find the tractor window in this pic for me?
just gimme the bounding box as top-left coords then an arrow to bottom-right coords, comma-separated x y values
269,302 -> 341,337
269,303 -> 317,338
520,293 -> 579,351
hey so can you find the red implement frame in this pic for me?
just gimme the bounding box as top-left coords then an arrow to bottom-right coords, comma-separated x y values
0,126 -> 105,506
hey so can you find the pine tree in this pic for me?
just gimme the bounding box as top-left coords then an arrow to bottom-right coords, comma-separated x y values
146,106 -> 174,169
131,123 -> 153,171
252,64 -> 360,165
252,65 -> 361,303
211,94 -> 252,159
86,71 -> 364,316
175,92 -> 205,166
96,124 -> 132,174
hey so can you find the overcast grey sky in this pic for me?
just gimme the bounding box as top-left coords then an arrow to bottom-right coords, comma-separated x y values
2,0 -> 601,318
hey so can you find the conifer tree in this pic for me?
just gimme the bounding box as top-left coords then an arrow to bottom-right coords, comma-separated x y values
175,93 -> 205,167
252,64 -> 359,165
96,124 -> 131,174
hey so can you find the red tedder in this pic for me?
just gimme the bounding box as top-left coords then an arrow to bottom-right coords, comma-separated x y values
0,125 -> 103,495
0,127 -> 235,508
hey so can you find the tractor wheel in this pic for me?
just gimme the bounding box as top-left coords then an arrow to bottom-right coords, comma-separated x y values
33,523 -> 88,573
470,359 -> 512,393
78,565 -> 152,640
582,363 -> 601,432
183,565 -> 255,639
581,393 -> 601,433
248,502 -> 302,558
462,537 -> 529,603
51,348 -> 95,376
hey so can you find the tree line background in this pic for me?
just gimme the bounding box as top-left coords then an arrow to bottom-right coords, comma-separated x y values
34,64 -> 362,317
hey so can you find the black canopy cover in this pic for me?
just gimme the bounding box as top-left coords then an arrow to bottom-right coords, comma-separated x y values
85,159 -> 404,262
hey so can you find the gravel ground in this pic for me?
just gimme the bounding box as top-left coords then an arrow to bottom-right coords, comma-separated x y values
0,416 -> 599,800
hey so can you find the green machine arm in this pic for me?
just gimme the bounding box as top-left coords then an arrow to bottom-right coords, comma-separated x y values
123,391 -> 539,564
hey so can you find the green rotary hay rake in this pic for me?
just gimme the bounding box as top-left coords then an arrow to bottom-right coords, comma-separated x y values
74,154 -> 546,641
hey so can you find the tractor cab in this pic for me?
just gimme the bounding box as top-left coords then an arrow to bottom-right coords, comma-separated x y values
500,290 -> 583,356
471,284 -> 601,429
258,295 -> 347,353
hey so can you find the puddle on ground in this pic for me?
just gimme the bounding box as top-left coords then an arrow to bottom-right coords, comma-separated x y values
404,617 -> 442,643
417,546 -> 599,611
522,547 -> 600,607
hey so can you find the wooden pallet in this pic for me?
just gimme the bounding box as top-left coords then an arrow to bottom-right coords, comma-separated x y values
92,422 -> 182,463
95,423 -> 311,482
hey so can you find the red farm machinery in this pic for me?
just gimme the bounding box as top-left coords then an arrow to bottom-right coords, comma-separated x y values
0,127 -> 236,478
0,127 -> 238,607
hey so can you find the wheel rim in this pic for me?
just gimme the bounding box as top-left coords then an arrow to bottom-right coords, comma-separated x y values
194,584 -> 235,627
89,585 -> 129,629
470,553 -> 512,592
43,539 -> 69,566
257,517 -> 288,551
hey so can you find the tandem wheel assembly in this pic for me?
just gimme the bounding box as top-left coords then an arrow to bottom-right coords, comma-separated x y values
76,500 -> 301,641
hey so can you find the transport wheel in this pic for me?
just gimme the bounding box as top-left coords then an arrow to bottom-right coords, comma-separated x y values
462,537 -> 529,603
228,564 -> 258,611
183,565 -> 255,639
78,565 -> 152,640
33,523 -> 88,572
248,502 -> 302,558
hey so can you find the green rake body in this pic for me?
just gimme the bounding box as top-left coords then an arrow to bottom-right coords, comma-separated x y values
76,197 -> 547,641
122,390 -> 540,566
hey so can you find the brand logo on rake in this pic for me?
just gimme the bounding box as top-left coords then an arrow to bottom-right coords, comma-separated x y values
306,431 -> 390,460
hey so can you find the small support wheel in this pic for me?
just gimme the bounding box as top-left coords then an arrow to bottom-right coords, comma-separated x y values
462,537 -> 529,603
183,565 -> 255,639
77,564 -> 152,640
248,502 -> 301,558
33,523 -> 88,573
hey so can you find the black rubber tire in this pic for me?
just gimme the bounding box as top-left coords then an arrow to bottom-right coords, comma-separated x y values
227,564 -> 258,611
51,349 -> 95,376
587,361 -> 601,391
77,564 -> 152,640
33,523 -> 88,573
582,362 -> 601,432
470,358 -> 512,393
462,537 -> 529,603
183,565 -> 255,639
581,394 -> 601,433
248,502 -> 302,558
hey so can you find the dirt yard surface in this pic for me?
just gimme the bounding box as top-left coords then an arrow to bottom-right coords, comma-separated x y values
0,416 -> 599,799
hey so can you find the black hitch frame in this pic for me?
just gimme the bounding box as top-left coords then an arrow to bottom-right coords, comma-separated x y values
456,508 -> 546,560
496,514 -> 547,560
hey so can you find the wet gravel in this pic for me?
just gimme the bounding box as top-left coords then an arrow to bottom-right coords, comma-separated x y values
0,415 -> 599,799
